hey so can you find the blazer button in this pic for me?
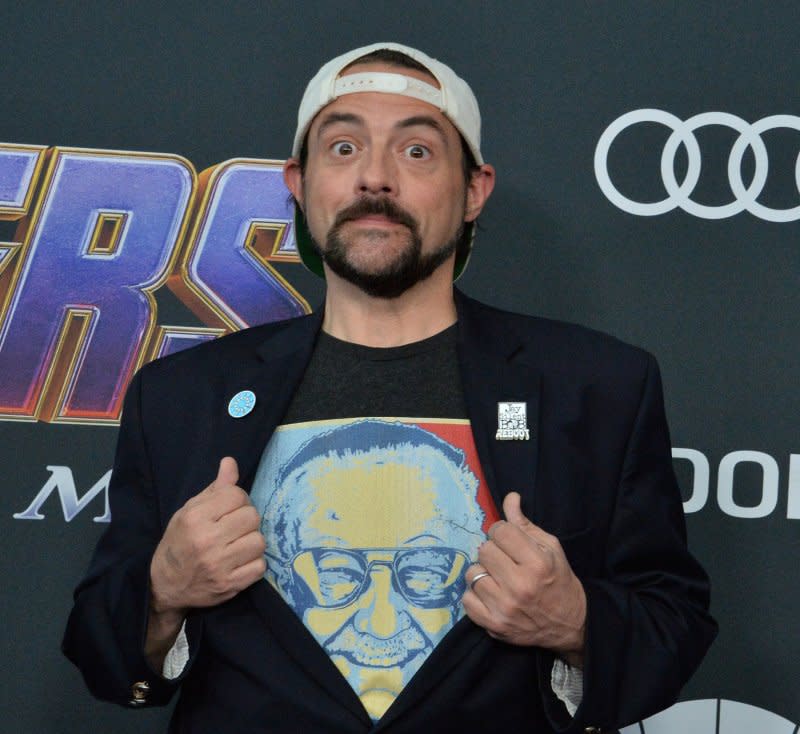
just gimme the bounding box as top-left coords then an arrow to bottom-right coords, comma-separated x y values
129,680 -> 150,706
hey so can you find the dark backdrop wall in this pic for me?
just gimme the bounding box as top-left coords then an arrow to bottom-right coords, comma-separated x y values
1,2 -> 797,732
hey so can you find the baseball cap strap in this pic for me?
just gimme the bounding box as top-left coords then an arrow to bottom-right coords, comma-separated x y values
333,72 -> 443,108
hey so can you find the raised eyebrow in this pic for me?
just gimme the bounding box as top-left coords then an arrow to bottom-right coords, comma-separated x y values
395,115 -> 449,145
316,112 -> 364,139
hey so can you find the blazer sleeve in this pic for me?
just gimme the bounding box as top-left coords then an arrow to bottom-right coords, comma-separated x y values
62,368 -> 200,707
538,353 -> 717,732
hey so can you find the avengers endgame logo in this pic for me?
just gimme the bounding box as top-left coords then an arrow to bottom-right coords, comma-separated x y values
595,110 -> 800,221
0,143 -> 309,425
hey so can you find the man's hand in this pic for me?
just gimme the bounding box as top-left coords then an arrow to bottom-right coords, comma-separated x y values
145,457 -> 266,669
462,492 -> 587,667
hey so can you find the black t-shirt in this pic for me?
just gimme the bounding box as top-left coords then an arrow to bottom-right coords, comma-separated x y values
249,324 -> 497,721
282,324 -> 467,422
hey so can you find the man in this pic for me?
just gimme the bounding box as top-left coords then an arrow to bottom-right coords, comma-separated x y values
64,42 -> 716,733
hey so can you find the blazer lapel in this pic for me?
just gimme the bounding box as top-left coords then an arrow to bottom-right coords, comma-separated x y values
372,617 -> 488,732
455,291 -> 542,522
248,579 -> 372,726
377,292 -> 544,726
207,310 -> 323,492
212,310 -> 372,724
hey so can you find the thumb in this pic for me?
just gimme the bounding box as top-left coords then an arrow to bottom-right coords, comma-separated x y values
215,456 -> 240,488
502,491 -> 530,528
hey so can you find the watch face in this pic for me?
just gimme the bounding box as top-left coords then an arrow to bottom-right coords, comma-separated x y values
620,699 -> 797,734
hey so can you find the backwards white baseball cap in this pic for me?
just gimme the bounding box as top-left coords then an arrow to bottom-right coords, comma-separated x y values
291,42 -> 484,279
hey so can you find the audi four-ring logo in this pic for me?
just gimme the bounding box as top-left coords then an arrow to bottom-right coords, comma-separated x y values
594,109 -> 800,222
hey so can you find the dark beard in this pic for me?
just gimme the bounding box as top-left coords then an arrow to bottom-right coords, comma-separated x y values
311,197 -> 461,299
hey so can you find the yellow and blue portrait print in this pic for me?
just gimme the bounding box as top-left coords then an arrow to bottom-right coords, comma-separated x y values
250,418 -> 493,720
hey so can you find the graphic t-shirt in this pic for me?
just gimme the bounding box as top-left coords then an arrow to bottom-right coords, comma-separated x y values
249,326 -> 499,721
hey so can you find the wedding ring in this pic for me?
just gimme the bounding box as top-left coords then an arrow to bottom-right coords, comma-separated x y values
469,571 -> 491,591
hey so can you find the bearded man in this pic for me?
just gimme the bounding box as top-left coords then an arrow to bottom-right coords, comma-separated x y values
64,42 -> 716,734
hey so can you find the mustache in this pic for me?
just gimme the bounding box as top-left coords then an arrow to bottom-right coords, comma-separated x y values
324,621 -> 429,668
333,197 -> 418,231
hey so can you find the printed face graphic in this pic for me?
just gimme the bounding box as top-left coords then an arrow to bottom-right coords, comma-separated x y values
259,421 -> 484,720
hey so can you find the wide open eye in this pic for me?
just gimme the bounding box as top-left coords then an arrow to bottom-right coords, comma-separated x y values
332,141 -> 356,156
404,144 -> 431,160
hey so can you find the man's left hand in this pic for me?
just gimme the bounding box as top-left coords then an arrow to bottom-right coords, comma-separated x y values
462,492 -> 587,667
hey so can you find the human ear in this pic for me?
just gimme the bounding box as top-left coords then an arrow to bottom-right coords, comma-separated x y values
464,164 -> 496,222
283,158 -> 304,210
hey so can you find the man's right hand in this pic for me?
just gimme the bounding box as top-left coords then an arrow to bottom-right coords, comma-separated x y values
145,457 -> 266,669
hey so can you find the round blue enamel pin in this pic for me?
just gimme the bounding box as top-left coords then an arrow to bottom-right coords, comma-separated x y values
228,390 -> 256,418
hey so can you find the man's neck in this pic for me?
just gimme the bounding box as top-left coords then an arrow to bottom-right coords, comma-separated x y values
321,270 -> 457,347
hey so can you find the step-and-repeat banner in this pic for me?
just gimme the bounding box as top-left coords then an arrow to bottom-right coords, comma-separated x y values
2,3 -> 797,732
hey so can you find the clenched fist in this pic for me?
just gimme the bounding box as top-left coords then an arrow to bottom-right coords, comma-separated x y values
462,492 -> 586,667
145,458 -> 266,668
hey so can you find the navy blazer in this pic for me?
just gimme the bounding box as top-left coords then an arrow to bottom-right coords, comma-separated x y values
63,291 -> 716,733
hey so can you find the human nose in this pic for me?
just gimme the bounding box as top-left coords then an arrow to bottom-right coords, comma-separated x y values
353,565 -> 408,638
356,147 -> 396,195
